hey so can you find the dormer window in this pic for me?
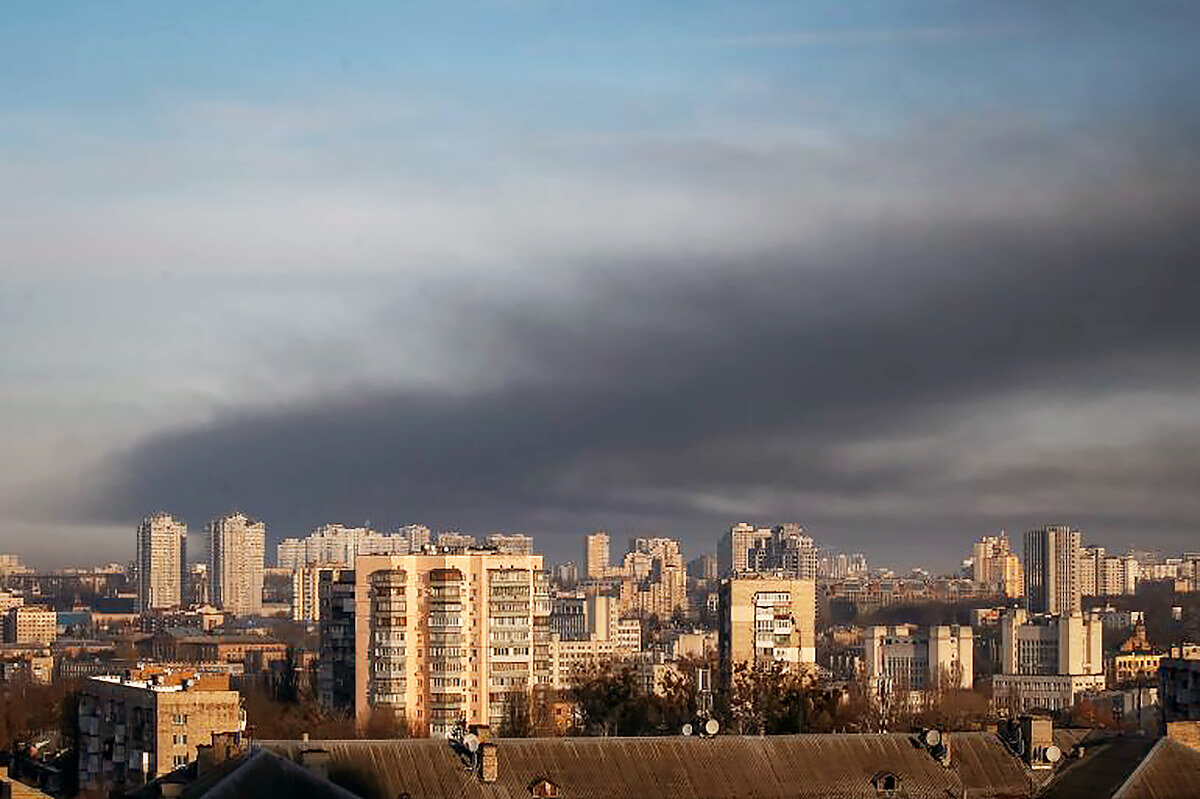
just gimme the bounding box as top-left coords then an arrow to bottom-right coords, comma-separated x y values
871,771 -> 900,797
529,777 -> 561,798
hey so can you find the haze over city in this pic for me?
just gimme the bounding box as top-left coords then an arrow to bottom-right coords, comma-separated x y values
3,2 -> 1200,570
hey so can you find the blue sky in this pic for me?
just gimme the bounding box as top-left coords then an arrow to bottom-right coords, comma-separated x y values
3,2 -> 1200,568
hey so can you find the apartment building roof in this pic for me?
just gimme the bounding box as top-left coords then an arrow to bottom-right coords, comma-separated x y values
262,733 -> 1036,799
1038,735 -> 1200,799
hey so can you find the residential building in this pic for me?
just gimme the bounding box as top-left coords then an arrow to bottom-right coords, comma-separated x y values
292,565 -> 346,623
0,554 -> 32,576
318,550 -> 549,735
718,577 -> 816,680
1159,644 -> 1200,722
5,606 -> 56,644
1024,525 -> 1081,616
276,524 -> 417,571
992,608 -> 1105,712
136,513 -> 188,612
317,569 -> 357,711
616,537 -> 689,618
863,624 -> 973,699
207,513 -> 265,616
76,667 -> 243,792
484,533 -> 534,555
718,523 -> 772,576
584,531 -> 610,579
972,534 -> 1023,598
687,554 -> 717,582
548,595 -> 587,642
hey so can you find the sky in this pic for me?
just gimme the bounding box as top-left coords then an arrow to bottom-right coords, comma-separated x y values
3,2 -> 1200,571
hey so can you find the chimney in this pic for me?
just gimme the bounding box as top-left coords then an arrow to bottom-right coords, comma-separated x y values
1019,716 -> 1056,769
479,742 -> 498,783
1166,721 -> 1200,753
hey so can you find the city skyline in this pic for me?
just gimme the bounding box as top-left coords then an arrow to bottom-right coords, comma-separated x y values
3,3 -> 1200,570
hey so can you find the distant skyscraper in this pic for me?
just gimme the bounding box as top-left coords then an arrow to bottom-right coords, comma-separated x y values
585,531 -> 610,579
1024,525 -> 1081,616
136,513 -> 187,612
972,533 -> 1023,598
207,512 -> 265,616
719,523 -> 773,576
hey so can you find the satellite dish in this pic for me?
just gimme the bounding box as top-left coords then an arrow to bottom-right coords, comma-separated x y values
1044,745 -> 1062,763
923,729 -> 941,747
682,723 -> 693,737
464,734 -> 480,753
704,718 -> 720,736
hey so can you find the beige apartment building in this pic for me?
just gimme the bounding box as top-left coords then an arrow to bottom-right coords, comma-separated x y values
136,513 -> 188,612
5,606 -> 56,645
77,667 -> 243,791
584,531 -> 611,579
718,577 -> 816,680
207,512 -> 265,616
321,551 -> 549,736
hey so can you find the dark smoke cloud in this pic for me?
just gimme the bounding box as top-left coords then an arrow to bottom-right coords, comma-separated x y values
71,119 -> 1200,568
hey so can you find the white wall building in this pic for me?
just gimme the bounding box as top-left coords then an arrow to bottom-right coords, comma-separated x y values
207,512 -> 265,616
993,608 -> 1105,712
136,513 -> 188,612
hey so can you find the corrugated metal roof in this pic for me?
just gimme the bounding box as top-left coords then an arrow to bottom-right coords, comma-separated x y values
263,732 -> 1035,799
1112,738 -> 1200,799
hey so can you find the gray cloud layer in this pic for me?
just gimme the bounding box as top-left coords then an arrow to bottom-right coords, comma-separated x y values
65,116 -> 1200,568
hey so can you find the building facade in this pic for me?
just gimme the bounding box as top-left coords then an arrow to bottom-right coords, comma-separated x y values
77,668 -> 243,792
992,608 -> 1105,712
718,577 -> 816,680
136,513 -> 188,612
863,624 -> 973,697
584,532 -> 610,579
207,512 -> 265,616
1024,525 -> 1081,616
319,551 -> 550,735
973,534 -> 1023,598
5,606 -> 56,644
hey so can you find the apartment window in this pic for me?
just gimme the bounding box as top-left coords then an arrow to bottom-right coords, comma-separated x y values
174,755 -> 188,767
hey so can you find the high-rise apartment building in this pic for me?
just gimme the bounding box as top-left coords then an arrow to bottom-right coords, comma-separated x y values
718,523 -> 773,576
972,534 -> 1023,598
136,513 -> 188,612
207,512 -> 265,617
617,537 -> 689,618
1079,548 -> 1141,597
720,523 -> 817,579
584,531 -> 611,579
718,577 -> 816,680
1024,525 -> 1082,616
318,550 -> 549,736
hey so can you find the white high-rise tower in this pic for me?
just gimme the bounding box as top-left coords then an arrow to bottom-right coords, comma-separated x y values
207,512 -> 266,616
136,513 -> 188,612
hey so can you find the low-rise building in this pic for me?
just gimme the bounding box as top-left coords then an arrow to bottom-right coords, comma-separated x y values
6,606 -> 56,645
77,667 -> 244,792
